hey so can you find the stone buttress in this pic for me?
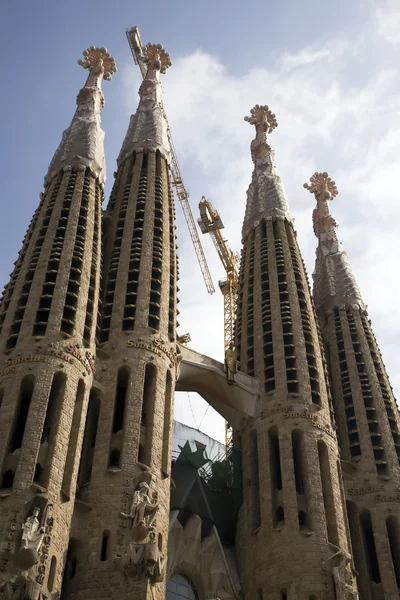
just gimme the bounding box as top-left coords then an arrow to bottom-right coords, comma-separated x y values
64,42 -> 178,600
308,172 -> 400,599
235,107 -> 357,599
0,47 -> 116,599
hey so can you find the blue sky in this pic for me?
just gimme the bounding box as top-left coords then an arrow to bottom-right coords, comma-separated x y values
2,0 -> 400,442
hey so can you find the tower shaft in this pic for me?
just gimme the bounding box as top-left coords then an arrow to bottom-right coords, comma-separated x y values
308,172 -> 400,598
235,107 -> 355,599
0,47 -> 115,600
64,42 -> 177,600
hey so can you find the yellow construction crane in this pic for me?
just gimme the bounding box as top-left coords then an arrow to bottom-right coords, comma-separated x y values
198,197 -> 239,447
198,197 -> 239,353
126,27 -> 215,295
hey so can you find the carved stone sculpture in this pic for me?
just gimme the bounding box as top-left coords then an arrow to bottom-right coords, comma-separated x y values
332,551 -> 359,600
21,509 -> 44,553
121,482 -> 159,542
224,345 -> 238,384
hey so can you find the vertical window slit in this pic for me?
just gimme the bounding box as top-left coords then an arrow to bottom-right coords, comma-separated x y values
61,380 -> 85,497
260,221 -> 274,392
36,372 -> 66,488
140,363 -> 157,466
292,429 -> 311,530
360,510 -> 381,584
249,429 -> 261,531
386,516 -> 400,589
318,440 -> 338,545
162,371 -> 173,476
100,531 -> 110,561
268,426 -> 283,527
48,556 -> 57,592
109,368 -> 129,468
77,389 -> 101,494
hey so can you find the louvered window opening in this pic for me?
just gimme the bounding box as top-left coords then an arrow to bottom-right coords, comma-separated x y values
289,243 -> 320,404
4,175 -> 62,348
148,175 -> 163,330
360,313 -> 400,465
235,246 -> 245,367
61,173 -> 90,336
347,309 -> 387,475
32,170 -> 77,337
0,188 -> 47,338
121,175 -> 146,331
83,184 -> 100,347
333,308 -> 361,457
273,226 -> 297,394
100,181 -> 132,340
246,234 -> 255,376
260,222 -> 274,392
168,186 -> 176,340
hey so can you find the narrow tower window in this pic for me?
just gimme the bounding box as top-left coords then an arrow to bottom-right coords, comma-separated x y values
268,426 -> 284,528
109,368 -> 129,468
260,221 -> 275,392
162,371 -> 173,476
37,372 -> 67,488
140,363 -> 157,466
292,430 -> 311,529
249,429 -> 261,531
77,389 -> 101,493
360,510 -> 380,584
62,380 -> 85,497
9,375 -> 35,453
386,516 -> 400,588
100,531 -> 110,561
317,440 -> 338,545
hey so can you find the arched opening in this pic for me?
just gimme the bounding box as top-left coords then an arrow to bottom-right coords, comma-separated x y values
100,530 -> 110,562
39,372 -> 67,488
317,440 -> 338,545
1,469 -> 14,489
269,426 -> 283,527
9,375 -> 35,452
360,510 -> 381,584
292,429 -> 311,530
77,389 -> 100,494
161,371 -> 173,476
60,539 -> 80,600
62,379 -> 85,497
257,589 -> 263,600
166,574 -> 198,600
109,367 -> 129,468
140,363 -> 157,466
249,428 -> 261,531
280,592 -> 287,600
48,556 -> 57,592
387,515 -> 400,588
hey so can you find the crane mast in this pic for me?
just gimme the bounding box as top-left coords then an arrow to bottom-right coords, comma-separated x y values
198,198 -> 239,447
126,27 -> 215,295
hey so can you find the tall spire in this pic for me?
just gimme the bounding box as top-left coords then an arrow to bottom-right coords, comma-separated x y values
117,42 -> 172,165
242,104 -> 292,240
304,171 -> 364,311
46,46 -> 116,186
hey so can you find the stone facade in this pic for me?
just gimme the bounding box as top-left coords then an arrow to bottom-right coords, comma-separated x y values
0,39 -> 398,600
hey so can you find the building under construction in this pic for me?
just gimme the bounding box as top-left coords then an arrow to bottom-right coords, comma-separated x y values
0,27 -> 399,600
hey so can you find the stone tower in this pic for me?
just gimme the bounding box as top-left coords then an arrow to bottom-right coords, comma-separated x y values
64,41 -> 178,600
0,47 -> 116,599
307,172 -> 400,599
234,106 -> 357,599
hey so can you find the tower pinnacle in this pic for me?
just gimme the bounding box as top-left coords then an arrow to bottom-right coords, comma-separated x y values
242,104 -> 292,239
305,172 -> 364,311
117,41 -> 172,165
46,46 -> 116,186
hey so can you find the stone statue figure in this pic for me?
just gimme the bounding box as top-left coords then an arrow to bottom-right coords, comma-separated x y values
332,551 -> 359,600
21,508 -> 45,553
225,345 -> 238,385
121,482 -> 159,542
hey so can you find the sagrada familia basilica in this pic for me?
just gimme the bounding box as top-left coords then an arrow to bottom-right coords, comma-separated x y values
0,32 -> 399,600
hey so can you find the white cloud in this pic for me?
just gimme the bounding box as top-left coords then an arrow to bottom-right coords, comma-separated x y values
376,0 -> 400,45
119,8 -> 400,443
